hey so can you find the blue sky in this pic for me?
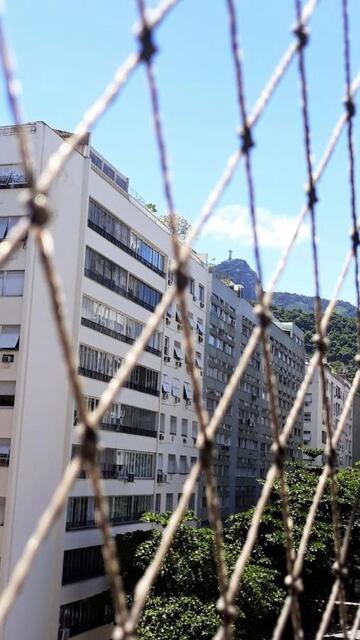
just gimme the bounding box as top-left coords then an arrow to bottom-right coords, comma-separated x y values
1,0 -> 360,304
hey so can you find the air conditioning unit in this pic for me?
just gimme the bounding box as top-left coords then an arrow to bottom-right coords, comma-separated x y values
186,400 -> 192,407
159,433 -> 165,440
198,335 -> 203,344
200,302 -> 205,308
182,437 -> 187,444
59,629 -> 70,640
157,471 -> 167,483
193,296 -> 197,302
2,354 -> 14,363
164,356 -> 170,362
166,317 -> 171,326
199,370 -> 203,377
162,392 -> 169,399
175,361 -> 182,368
174,397 -> 180,404
127,471 -> 135,483
177,324 -> 182,331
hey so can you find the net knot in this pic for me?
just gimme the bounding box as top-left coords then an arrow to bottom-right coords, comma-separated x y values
239,123 -> 255,153
216,596 -> 237,622
327,445 -> 337,468
332,561 -> 348,580
198,433 -> 213,467
175,265 -> 189,292
293,23 -> 309,49
26,192 -> 50,226
81,426 -> 98,464
344,96 -> 356,119
271,441 -> 286,466
306,182 -> 318,208
284,574 -> 304,594
254,303 -> 272,329
351,228 -> 360,251
139,24 -> 157,63
311,333 -> 328,355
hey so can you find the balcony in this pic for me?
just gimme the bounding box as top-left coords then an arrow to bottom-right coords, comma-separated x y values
84,268 -> 159,312
81,317 -> 161,357
100,421 -> 156,437
78,367 -> 160,397
88,220 -> 165,278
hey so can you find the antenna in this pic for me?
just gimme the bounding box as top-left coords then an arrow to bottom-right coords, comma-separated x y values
228,249 -> 233,260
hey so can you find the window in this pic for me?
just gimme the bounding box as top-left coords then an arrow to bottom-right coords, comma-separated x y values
62,545 -> 104,585
81,295 -> 162,355
0,164 -> 27,188
322,431 -> 327,444
199,284 -> 205,304
183,382 -> 193,401
0,497 -> 6,526
0,325 -> 20,350
130,231 -> 165,273
168,454 -> 178,474
162,377 -> 171,394
157,453 -> 164,470
195,352 -> 202,369
155,494 -> 161,513
159,413 -> 165,433
165,493 -> 173,512
189,493 -> 195,511
0,381 -> 15,407
0,439 -> 10,466
59,590 -> 113,636
189,278 -> 195,295
170,416 -> 177,435
0,216 -> 21,240
179,456 -> 189,474
172,378 -> 180,399
0,270 -> 24,297
181,418 -> 188,436
128,274 -> 161,311
192,421 -> 198,438
164,336 -> 170,356
304,412 -> 311,422
79,345 -> 159,395
173,341 -> 183,361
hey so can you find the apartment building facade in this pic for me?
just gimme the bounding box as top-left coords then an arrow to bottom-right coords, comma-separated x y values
203,275 -> 305,516
303,363 -> 353,467
0,122 -> 208,640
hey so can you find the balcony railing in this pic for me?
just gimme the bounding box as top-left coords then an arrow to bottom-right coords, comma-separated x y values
88,220 -> 165,278
66,512 -> 147,531
100,421 -> 157,437
81,317 -> 161,357
78,366 -> 160,397
0,453 -> 10,466
84,268 -> 159,312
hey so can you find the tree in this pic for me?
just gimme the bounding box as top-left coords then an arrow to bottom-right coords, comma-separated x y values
115,463 -> 360,639
158,213 -> 192,242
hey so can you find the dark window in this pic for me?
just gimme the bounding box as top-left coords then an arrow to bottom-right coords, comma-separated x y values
58,590 -> 113,637
62,546 -> 104,585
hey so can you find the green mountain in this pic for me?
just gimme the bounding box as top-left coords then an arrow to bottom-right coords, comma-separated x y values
272,305 -> 358,381
272,292 -> 357,318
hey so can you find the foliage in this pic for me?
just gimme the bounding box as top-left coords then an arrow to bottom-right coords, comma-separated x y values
272,304 -> 358,380
115,463 -> 360,639
158,213 -> 192,241
146,203 -> 158,214
137,596 -> 220,640
272,292 -> 357,317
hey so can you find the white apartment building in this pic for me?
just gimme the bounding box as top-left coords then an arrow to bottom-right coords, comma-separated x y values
303,362 -> 352,467
0,122 -> 208,640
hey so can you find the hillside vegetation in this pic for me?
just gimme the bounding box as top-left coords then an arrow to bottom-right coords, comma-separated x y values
272,305 -> 358,380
